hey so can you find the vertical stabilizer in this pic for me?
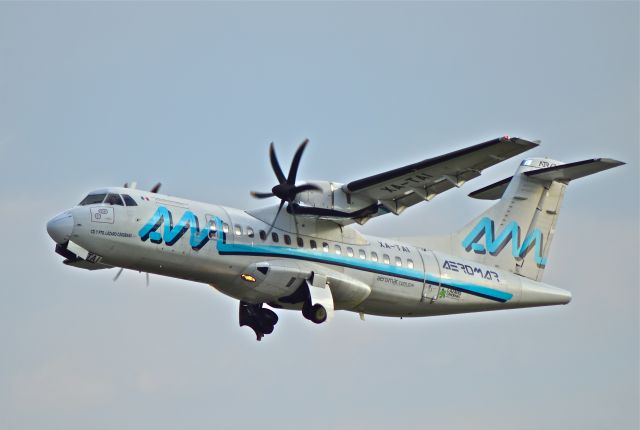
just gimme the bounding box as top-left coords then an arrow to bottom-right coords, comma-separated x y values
449,157 -> 624,281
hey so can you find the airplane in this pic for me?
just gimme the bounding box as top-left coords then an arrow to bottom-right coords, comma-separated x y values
46,136 -> 624,340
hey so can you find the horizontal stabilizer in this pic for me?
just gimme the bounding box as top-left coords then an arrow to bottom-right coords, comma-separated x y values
524,158 -> 625,183
468,176 -> 512,200
469,158 -> 625,200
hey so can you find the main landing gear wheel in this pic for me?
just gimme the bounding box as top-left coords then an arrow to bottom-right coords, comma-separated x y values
239,302 -> 279,341
310,304 -> 327,324
302,302 -> 327,324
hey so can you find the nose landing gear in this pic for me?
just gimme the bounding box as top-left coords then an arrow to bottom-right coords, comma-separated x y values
239,302 -> 279,341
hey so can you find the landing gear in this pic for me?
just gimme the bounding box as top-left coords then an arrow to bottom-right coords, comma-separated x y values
239,301 -> 279,341
302,301 -> 327,324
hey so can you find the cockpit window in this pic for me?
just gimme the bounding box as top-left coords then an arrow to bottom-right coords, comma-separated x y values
121,194 -> 137,206
105,193 -> 124,206
78,193 -> 106,206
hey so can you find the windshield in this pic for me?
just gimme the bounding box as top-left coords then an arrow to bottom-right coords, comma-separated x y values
104,193 -> 124,206
78,193 -> 107,206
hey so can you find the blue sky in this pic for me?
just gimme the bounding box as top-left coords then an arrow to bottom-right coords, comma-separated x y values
1,2 -> 638,429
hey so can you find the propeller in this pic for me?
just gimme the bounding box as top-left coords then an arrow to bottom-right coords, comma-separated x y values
250,139 -> 321,236
113,267 -> 124,281
124,182 -> 162,193
113,267 -> 150,287
150,182 -> 162,193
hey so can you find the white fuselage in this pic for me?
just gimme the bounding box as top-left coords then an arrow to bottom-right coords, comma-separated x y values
48,187 -> 571,319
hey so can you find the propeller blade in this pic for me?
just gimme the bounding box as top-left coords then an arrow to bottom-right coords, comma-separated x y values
293,183 -> 321,195
269,143 -> 287,184
150,182 -> 162,193
250,191 -> 275,199
146,272 -> 150,287
265,200 -> 285,237
113,267 -> 124,281
289,202 -> 300,238
287,139 -> 309,185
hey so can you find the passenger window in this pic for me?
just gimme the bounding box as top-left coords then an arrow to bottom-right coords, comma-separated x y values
272,232 -> 279,243
358,249 -> 366,260
395,256 -> 402,267
407,259 -> 414,269
347,247 -> 354,257
322,242 -> 329,252
259,230 -> 267,241
310,240 -> 317,250
208,222 -> 217,239
222,223 -> 229,233
234,225 -> 242,236
371,252 -> 378,262
297,237 -> 304,247
121,194 -> 137,206
335,245 -> 342,255
247,227 -> 254,238
284,234 -> 291,245
383,254 -> 390,265
105,193 -> 124,206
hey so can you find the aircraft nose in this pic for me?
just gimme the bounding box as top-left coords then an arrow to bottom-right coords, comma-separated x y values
46,211 -> 74,244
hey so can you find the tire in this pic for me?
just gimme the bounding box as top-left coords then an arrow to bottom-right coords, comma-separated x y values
310,304 -> 327,324
262,308 -> 279,325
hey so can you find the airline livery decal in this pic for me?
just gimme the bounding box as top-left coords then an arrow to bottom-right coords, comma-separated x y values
138,206 -> 212,250
462,217 -> 547,266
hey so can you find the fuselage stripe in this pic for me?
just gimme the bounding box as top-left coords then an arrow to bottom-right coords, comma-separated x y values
216,237 -> 513,303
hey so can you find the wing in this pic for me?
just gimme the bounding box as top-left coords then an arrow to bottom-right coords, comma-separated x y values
344,136 -> 538,215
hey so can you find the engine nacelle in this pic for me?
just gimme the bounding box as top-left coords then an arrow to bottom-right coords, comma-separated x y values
292,181 -> 380,223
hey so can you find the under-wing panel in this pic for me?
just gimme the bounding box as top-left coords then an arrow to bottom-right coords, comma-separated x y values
346,136 -> 538,202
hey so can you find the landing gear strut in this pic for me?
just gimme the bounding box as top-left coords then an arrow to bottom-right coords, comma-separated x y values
239,301 -> 279,341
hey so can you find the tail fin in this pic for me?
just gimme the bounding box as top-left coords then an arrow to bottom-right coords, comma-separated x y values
452,157 -> 624,281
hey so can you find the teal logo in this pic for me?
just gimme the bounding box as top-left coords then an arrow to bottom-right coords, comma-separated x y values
461,217 -> 547,266
139,206 -> 213,250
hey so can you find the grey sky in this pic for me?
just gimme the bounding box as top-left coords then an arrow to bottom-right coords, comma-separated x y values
1,2 -> 638,429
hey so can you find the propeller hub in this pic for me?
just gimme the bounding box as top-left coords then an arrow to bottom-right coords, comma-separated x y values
272,183 -> 295,201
